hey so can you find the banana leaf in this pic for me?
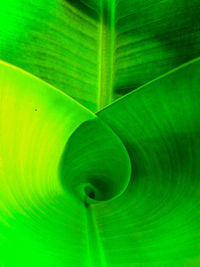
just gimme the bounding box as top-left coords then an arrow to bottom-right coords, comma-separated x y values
0,0 -> 200,110
97,57 -> 200,265
0,0 -> 200,266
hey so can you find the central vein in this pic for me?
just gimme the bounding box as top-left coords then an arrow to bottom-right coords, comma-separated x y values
85,205 -> 107,267
98,0 -> 115,110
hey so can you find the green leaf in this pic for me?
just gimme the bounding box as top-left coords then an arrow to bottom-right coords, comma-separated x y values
97,57 -> 200,265
113,0 -> 200,96
1,0 -> 200,266
60,118 -> 131,205
0,59 -> 131,265
0,59 -> 94,265
0,0 -> 100,111
0,0 -> 200,111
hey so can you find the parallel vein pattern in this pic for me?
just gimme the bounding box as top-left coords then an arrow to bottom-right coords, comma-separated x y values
0,1 -> 200,266
0,0 -> 100,111
1,0 -> 200,110
114,0 -> 200,99
97,58 -> 200,265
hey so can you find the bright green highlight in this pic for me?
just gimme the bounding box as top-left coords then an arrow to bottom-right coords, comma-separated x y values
0,0 -> 200,266
0,60 -> 95,266
0,60 -> 131,266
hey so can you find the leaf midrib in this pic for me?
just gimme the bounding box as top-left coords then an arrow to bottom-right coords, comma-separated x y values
98,0 -> 116,110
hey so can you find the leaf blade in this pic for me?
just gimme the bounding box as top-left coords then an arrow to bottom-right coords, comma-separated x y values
97,57 -> 200,265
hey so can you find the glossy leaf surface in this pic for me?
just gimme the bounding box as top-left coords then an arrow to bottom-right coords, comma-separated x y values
0,0 -> 200,110
0,60 -> 131,265
97,58 -> 200,265
0,0 -> 200,266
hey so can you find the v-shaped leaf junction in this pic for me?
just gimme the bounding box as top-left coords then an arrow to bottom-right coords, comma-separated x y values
0,0 -> 200,266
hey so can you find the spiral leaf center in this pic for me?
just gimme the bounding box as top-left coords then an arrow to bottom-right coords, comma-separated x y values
59,118 -> 131,205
